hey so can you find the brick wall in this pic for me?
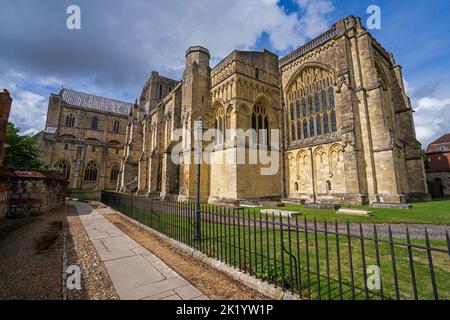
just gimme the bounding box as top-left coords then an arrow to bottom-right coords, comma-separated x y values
0,89 -> 13,166
0,169 -> 67,220
428,152 -> 450,172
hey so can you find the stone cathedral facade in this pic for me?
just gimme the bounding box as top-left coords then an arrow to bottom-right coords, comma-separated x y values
117,16 -> 429,206
37,15 -> 429,206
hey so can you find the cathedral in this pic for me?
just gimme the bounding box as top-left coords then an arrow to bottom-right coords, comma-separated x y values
39,16 -> 430,206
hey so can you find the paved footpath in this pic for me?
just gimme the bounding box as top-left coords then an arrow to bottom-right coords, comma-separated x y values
69,201 -> 208,300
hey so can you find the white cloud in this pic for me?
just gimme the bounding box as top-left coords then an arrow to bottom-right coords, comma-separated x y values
405,80 -> 450,147
417,97 -> 450,111
0,72 -> 47,135
0,0 -> 336,135
296,0 -> 335,38
9,90 -> 47,136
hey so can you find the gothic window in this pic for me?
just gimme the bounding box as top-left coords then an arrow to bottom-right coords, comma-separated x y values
255,68 -> 260,79
331,111 -> 337,132
309,118 -> 315,137
56,160 -> 71,180
110,164 -> 120,182
252,102 -> 268,145
112,120 -> 120,133
316,117 -> 322,136
84,161 -> 98,182
65,114 -> 75,127
159,85 -> 163,99
323,113 -> 329,134
287,67 -> 335,142
91,117 -> 98,130
326,180 -> 332,193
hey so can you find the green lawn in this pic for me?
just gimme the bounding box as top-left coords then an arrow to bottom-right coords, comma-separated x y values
109,200 -> 450,301
262,198 -> 450,225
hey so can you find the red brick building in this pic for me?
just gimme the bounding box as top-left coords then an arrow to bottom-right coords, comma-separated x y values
427,134 -> 450,172
0,89 -> 13,166
426,134 -> 450,198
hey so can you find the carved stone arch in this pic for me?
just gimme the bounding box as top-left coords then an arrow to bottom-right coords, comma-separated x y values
313,146 -> 327,163
297,149 -> 308,165
296,149 -> 309,180
374,58 -> 390,89
329,143 -> 343,158
285,62 -> 336,102
236,102 -> 251,130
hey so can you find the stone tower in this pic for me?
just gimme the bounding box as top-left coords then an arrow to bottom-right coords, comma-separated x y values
208,50 -> 283,205
178,46 -> 212,202
0,89 -> 12,166
282,16 -> 429,205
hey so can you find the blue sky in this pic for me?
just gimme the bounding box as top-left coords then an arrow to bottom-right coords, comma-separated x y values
0,0 -> 449,147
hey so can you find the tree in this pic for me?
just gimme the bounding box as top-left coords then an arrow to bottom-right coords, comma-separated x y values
4,122 -> 49,170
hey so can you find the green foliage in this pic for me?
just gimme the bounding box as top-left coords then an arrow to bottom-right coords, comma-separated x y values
255,262 -> 295,287
4,122 -> 49,170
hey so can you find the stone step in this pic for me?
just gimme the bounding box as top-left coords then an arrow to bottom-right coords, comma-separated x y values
337,208 -> 373,217
304,203 -> 341,210
370,202 -> 413,209
261,209 -> 302,217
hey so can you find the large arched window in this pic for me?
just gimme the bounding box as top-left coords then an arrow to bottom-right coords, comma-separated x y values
84,161 -> 98,182
110,164 -> 120,182
252,102 -> 269,145
286,66 -> 337,143
65,114 -> 75,127
56,160 -> 71,180
91,117 -> 98,130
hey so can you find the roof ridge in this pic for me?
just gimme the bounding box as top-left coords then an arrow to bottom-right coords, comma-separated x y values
60,88 -> 134,116
61,88 -> 134,106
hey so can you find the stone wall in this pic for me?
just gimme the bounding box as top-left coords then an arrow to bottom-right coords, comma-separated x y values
0,168 -> 12,219
426,171 -> 450,197
0,169 -> 67,219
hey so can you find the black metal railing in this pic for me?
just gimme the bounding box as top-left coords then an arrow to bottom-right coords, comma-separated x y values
99,191 -> 449,300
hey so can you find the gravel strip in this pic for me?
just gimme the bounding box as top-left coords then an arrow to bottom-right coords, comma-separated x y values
0,209 -> 64,299
105,213 -> 269,300
65,204 -> 119,300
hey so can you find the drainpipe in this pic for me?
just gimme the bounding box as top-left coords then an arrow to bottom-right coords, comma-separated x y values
309,147 -> 316,203
280,87 -> 287,199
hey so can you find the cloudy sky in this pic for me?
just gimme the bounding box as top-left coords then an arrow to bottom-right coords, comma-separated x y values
1,0 -> 449,147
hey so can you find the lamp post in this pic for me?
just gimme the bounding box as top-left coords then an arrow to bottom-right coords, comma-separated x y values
193,118 -> 205,241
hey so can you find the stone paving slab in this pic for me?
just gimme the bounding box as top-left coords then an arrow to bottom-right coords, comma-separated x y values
68,201 -> 208,301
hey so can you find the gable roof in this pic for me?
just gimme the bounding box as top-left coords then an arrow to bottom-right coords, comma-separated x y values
429,134 -> 450,146
61,89 -> 134,116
